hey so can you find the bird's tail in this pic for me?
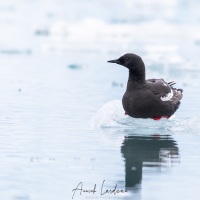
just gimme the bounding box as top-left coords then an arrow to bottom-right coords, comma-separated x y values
168,81 -> 176,87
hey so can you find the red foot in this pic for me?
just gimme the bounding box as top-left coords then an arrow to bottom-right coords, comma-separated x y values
151,116 -> 170,120
153,134 -> 160,139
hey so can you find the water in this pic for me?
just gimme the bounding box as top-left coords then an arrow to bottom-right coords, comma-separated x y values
0,0 -> 200,199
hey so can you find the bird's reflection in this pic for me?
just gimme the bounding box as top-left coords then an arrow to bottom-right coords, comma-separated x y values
121,134 -> 179,189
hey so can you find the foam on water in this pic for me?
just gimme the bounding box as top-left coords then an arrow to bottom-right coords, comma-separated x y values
91,100 -> 169,129
91,100 -> 200,132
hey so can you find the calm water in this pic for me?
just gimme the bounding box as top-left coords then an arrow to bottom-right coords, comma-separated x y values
0,0 -> 200,200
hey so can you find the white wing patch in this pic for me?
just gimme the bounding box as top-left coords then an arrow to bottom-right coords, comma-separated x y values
161,88 -> 173,101
162,82 -> 167,87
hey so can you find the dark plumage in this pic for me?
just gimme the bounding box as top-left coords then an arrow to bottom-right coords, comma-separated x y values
107,53 -> 183,119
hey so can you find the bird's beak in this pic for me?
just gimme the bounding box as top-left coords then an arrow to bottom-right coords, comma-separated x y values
107,59 -> 120,64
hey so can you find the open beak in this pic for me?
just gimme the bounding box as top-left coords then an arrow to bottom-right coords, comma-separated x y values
107,59 -> 120,64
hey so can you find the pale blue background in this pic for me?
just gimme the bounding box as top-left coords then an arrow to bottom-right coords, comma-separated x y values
0,0 -> 200,199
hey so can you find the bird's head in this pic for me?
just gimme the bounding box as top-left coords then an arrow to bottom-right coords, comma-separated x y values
107,53 -> 144,70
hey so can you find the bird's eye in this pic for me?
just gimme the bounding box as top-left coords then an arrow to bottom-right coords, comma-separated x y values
124,57 -> 129,61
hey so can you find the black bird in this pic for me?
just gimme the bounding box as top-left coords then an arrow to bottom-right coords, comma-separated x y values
107,53 -> 183,120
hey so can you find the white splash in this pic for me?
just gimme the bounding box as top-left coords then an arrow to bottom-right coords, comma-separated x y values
90,100 -> 169,129
90,100 -> 126,129
90,100 -> 200,132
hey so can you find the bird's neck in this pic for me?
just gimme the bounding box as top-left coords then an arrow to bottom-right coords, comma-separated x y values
127,68 -> 146,88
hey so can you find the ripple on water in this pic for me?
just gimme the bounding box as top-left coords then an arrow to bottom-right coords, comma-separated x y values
91,100 -> 200,132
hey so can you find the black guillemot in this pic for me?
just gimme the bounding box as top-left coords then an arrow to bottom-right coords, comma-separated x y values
107,53 -> 183,120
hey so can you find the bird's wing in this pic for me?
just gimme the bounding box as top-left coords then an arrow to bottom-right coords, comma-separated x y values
146,79 -> 174,101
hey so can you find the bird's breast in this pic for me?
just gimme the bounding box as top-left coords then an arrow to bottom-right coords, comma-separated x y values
122,90 -> 159,118
122,92 -> 143,117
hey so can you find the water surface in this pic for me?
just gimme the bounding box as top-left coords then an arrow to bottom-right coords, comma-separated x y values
0,0 -> 200,200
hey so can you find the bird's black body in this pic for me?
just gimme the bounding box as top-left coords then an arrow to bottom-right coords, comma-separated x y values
108,53 -> 183,119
